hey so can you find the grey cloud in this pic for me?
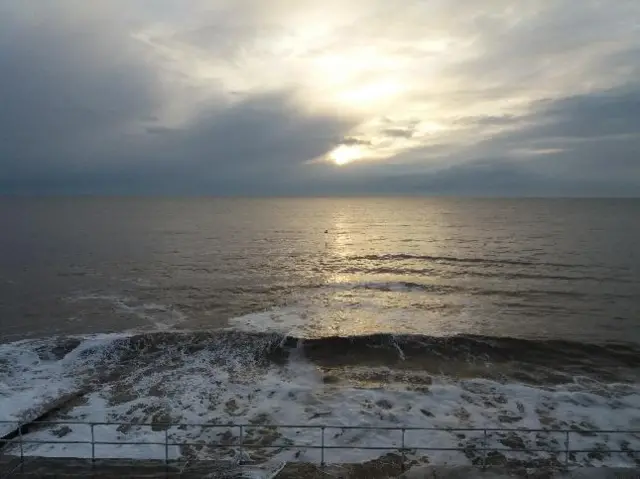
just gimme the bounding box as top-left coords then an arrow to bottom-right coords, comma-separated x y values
149,92 -> 355,176
478,86 -> 640,183
175,23 -> 287,61
525,89 -> 640,140
381,83 -> 640,195
448,2 -> 640,90
0,88 -> 355,194
340,137 -> 372,146
0,4 -> 159,182
389,161 -> 640,197
382,128 -> 414,139
0,3 -> 355,194
375,118 -> 420,140
453,115 -> 517,127
145,126 -> 178,135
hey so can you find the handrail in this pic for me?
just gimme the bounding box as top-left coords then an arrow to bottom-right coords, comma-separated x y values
1,421 -> 638,471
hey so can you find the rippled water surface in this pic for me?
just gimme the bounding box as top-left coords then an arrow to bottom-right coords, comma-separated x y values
1,197 -> 638,342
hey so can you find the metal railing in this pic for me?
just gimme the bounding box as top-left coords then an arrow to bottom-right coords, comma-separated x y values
1,420 -> 639,475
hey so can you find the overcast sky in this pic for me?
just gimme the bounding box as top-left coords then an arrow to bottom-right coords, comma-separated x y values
1,1 -> 639,196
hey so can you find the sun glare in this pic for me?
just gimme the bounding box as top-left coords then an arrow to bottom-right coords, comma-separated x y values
329,145 -> 363,165
336,80 -> 404,106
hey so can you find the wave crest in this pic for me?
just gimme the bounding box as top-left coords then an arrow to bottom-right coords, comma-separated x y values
32,331 -> 640,385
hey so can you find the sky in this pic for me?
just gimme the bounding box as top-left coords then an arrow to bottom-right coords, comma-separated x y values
1,0 -> 639,196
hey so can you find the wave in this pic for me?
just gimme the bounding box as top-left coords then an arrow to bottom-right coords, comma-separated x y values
326,280 -> 625,301
334,266 -> 629,284
328,281 -> 447,293
347,253 -> 589,269
29,330 -> 640,385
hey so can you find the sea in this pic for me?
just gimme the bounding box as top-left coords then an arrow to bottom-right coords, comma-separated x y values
1,197 -> 639,467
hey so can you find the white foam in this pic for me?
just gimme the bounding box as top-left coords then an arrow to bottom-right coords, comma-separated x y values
3,336 -> 638,467
9,395 -> 180,460
0,332 -> 137,436
0,340 -> 75,436
227,307 -> 313,336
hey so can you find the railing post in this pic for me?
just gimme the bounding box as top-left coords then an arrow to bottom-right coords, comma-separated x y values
239,425 -> 244,464
321,426 -> 325,467
482,429 -> 487,470
401,428 -> 406,471
91,424 -> 95,463
564,431 -> 570,467
165,429 -> 169,465
19,425 -> 24,473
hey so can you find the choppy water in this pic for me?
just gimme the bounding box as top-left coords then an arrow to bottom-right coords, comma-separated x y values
1,197 -> 640,466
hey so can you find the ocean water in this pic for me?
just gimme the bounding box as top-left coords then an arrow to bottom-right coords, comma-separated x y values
1,197 -> 640,466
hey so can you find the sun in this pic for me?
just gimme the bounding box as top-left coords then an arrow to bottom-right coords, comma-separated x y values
336,80 -> 404,107
329,145 -> 363,166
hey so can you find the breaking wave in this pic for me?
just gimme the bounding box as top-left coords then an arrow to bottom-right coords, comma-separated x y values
28,330 -> 640,385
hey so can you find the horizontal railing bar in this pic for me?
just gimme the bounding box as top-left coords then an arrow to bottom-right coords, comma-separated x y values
566,449 -> 640,454
5,439 -> 636,455
4,419 -> 639,470
7,440 -> 168,447
175,445 -> 632,454
0,445 -> 562,453
1,421 -> 638,434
